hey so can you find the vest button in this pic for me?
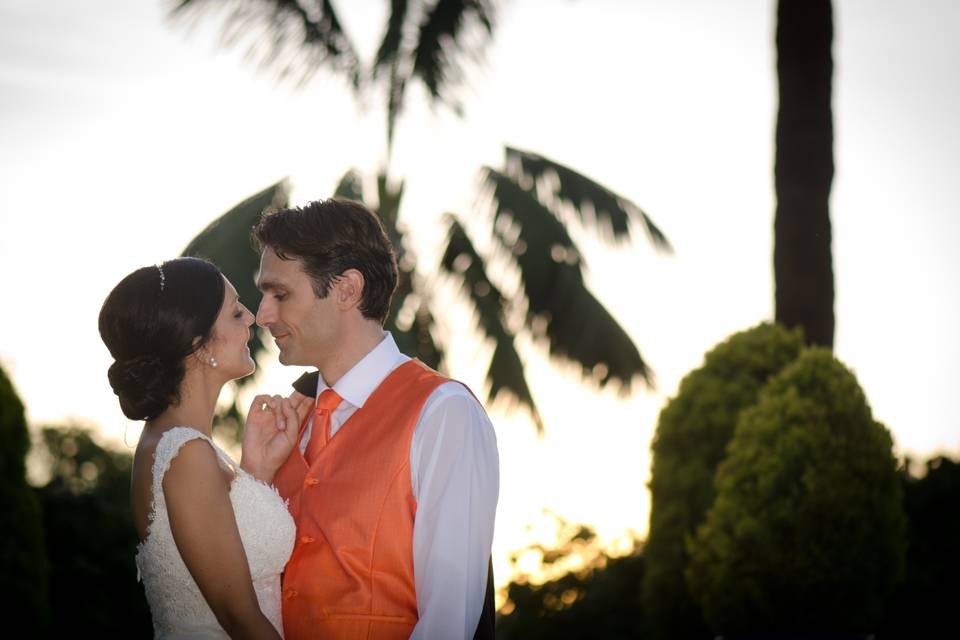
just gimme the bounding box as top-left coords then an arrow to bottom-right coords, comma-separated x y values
285,589 -> 297,599
300,536 -> 314,544
304,477 -> 320,487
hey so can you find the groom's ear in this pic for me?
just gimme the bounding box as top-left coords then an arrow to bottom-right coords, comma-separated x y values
334,269 -> 364,310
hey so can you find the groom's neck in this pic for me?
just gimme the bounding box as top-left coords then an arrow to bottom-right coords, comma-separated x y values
314,321 -> 385,388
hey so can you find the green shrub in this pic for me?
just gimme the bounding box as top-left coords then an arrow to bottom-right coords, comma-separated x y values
643,323 -> 803,638
0,365 -> 50,634
686,349 -> 906,635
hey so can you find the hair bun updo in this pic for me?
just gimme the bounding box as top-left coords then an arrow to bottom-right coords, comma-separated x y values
107,355 -> 181,421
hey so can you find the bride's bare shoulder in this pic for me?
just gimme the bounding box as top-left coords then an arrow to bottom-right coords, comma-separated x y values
130,426 -> 215,539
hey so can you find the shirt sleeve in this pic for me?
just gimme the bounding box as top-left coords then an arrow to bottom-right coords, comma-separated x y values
409,382 -> 499,640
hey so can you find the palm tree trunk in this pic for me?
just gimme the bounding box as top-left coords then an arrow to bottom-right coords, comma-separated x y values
774,0 -> 835,348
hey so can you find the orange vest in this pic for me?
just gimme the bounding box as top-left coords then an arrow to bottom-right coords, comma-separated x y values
274,360 -> 448,640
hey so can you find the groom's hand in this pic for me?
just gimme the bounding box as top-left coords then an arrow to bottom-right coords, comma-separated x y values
240,394 -> 311,483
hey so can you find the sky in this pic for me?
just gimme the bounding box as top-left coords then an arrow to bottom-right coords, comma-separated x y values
1,0 -> 959,586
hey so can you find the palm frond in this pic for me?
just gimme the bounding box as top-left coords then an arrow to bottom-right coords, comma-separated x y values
169,0 -> 361,88
412,0 -> 495,108
481,167 -> 583,264
182,180 -> 289,440
182,180 -> 288,366
374,0 -> 411,151
545,266 -> 654,389
505,146 -> 672,252
373,0 -> 411,75
481,168 -> 654,390
375,171 -> 405,239
372,171 -> 444,370
334,168 -> 365,202
440,215 -> 543,431
387,287 -> 445,372
386,65 -> 408,154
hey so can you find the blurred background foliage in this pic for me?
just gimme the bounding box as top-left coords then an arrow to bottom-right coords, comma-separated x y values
33,425 -> 153,636
0,365 -> 49,635
6,326 -> 959,637
497,516 -> 647,639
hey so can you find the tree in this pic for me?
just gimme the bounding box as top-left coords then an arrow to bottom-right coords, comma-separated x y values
642,323 -> 804,639
173,1 -> 672,433
33,425 -> 153,635
497,519 -> 647,640
686,349 -> 906,636
169,0 -> 496,154
774,0 -> 835,348
644,2 -> 838,629
0,365 -> 49,635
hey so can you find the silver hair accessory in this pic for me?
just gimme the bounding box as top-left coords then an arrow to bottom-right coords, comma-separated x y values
209,356 -> 218,369
157,264 -> 166,292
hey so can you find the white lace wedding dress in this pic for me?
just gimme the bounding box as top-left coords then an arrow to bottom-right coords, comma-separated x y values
135,427 -> 296,638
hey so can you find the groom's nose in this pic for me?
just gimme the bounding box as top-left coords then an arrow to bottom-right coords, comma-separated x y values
256,298 -> 274,328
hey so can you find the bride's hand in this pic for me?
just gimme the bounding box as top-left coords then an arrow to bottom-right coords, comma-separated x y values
289,391 -> 313,423
240,393 -> 310,483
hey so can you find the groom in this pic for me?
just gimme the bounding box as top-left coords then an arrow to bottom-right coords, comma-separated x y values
244,198 -> 499,639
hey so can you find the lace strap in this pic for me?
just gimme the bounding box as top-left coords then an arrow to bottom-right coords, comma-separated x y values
150,427 -> 217,506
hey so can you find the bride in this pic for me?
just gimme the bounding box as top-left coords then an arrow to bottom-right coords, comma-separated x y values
99,257 -> 311,639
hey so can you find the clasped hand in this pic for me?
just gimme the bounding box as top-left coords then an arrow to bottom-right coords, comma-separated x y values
240,392 -> 313,483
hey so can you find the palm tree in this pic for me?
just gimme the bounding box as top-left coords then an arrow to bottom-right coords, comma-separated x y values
184,151 -> 670,434
168,0 -> 495,155
644,3 -> 837,636
173,0 -> 671,433
774,0 -> 835,348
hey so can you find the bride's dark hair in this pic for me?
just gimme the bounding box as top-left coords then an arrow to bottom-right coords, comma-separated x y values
98,257 -> 225,421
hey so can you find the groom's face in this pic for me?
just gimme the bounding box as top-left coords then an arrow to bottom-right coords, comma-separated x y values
255,249 -> 339,367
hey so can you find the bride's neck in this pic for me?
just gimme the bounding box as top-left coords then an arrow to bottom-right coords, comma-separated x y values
150,368 -> 224,437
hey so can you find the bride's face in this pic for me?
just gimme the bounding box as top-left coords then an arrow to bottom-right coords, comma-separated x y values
205,277 -> 256,379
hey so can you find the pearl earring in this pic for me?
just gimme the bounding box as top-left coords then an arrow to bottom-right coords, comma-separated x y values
209,356 -> 218,368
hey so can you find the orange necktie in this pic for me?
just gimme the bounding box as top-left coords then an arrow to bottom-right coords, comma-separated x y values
304,389 -> 343,466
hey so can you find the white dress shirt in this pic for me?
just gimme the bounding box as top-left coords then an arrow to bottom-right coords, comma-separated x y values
299,333 -> 500,639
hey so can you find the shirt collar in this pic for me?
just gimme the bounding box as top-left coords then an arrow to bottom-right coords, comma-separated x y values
314,332 -> 405,409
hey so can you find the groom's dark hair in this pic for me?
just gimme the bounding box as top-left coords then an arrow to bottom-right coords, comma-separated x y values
252,198 -> 399,325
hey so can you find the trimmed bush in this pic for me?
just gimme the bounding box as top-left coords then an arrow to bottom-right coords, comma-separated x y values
0,365 -> 49,632
687,349 -> 906,635
643,323 -> 804,638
